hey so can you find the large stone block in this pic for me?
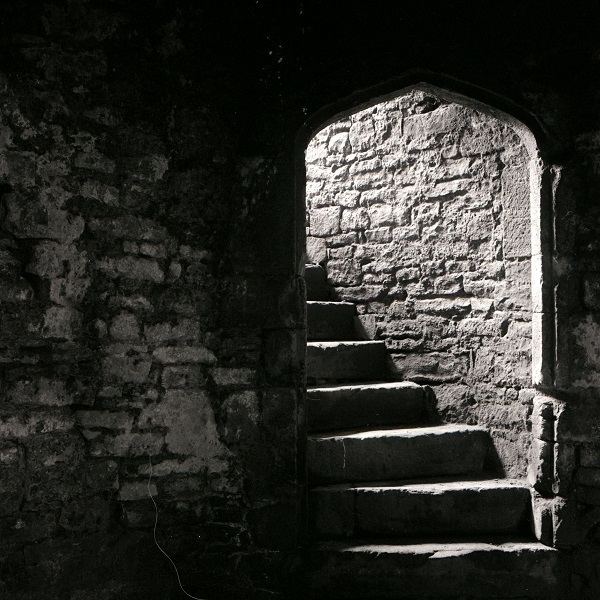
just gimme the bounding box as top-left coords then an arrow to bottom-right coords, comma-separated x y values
310,206 -> 341,237
97,256 -> 164,283
152,345 -> 216,364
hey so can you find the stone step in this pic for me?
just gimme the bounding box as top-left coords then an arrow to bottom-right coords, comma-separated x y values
305,264 -> 329,301
309,478 -> 531,539
307,424 -> 490,484
306,341 -> 389,383
307,382 -> 428,432
307,301 -> 357,341
308,539 -> 559,599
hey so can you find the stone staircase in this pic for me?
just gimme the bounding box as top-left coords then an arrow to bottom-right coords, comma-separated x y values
304,264 -> 559,599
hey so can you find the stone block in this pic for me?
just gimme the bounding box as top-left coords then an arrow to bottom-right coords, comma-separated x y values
501,165 -> 530,217
333,189 -> 360,207
42,306 -> 83,340
528,438 -> 554,495
88,216 -> 167,242
97,256 -> 164,283
327,232 -> 359,246
222,390 -> 260,445
80,179 -> 119,205
58,496 -> 110,532
503,217 -> 531,258
503,260 -> 532,308
307,341 -> 388,384
306,236 -> 327,263
433,274 -> 463,295
349,158 -> 382,175
307,382 -> 426,431
102,355 -> 152,384
310,206 -> 341,237
391,352 -> 467,383
349,119 -> 375,152
88,432 -> 164,457
144,319 -> 200,344
109,312 -> 140,341
152,345 -> 216,364
414,298 -> 471,317
531,494 -> 554,546
74,150 -> 116,173
0,409 -> 75,438
161,366 -> 206,388
77,410 -> 134,431
365,227 -> 393,243
6,200 -> 85,243
49,276 -> 91,305
0,278 -> 34,302
368,203 -> 394,227
210,367 -> 255,387
118,480 -> 157,501
138,391 -> 230,468
308,424 -> 489,484
352,481 -> 530,537
531,394 -> 555,442
327,259 -> 361,286
328,132 -> 351,154
26,241 -> 86,279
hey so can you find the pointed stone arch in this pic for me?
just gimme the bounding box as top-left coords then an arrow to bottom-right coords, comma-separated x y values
296,74 -> 555,393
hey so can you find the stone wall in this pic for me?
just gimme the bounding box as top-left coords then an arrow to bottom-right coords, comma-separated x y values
0,3 -> 302,598
306,89 -> 533,476
1,0 -> 600,598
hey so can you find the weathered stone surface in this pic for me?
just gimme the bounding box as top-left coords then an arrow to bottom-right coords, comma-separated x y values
137,390 -> 230,468
306,236 -> 327,263
309,540 -> 558,599
310,206 -> 341,237
102,354 -> 152,384
307,301 -> 357,341
162,365 -> 206,388
307,424 -> 490,484
306,341 -> 389,383
306,91 -> 533,477
88,216 -> 167,242
307,382 -> 426,431
152,345 -> 216,364
310,479 -> 531,538
97,256 -> 164,283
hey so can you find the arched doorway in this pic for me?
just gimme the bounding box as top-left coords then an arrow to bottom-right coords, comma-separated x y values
297,79 -> 559,597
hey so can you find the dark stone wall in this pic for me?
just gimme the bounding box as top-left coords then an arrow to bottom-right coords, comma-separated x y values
0,1 -> 600,598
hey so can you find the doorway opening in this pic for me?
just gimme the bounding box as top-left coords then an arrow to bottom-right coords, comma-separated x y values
301,82 -> 550,479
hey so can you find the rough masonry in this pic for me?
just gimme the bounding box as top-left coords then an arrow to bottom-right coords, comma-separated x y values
306,89 -> 533,476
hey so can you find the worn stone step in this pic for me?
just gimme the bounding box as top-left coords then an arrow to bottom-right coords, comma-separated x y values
307,382 -> 428,432
308,539 -> 559,599
306,341 -> 389,383
307,301 -> 357,341
307,424 -> 490,484
305,264 -> 329,301
309,478 -> 531,539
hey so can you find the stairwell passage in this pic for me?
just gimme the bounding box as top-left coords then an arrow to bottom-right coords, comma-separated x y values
304,263 -> 558,600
